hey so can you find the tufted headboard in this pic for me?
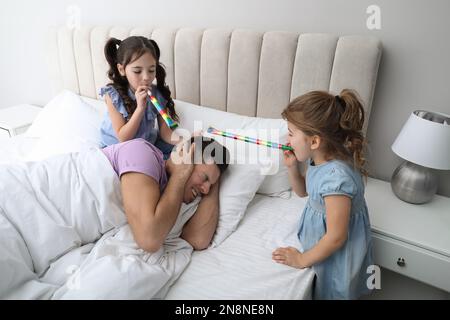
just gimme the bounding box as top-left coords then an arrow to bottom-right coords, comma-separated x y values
47,26 -> 381,132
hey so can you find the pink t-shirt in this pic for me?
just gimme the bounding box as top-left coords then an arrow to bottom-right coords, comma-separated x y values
102,138 -> 168,191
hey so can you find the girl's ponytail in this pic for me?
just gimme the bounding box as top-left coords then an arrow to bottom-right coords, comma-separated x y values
282,89 -> 369,177
104,38 -> 123,82
104,37 -> 135,118
337,89 -> 368,177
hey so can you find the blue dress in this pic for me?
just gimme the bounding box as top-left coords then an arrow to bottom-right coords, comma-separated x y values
298,159 -> 373,300
99,84 -> 174,159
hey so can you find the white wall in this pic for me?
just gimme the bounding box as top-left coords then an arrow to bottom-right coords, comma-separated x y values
1,0 -> 450,196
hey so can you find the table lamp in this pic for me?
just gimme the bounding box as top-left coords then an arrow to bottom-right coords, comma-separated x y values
391,110 -> 450,204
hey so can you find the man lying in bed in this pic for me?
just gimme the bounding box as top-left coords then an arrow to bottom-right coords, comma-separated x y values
0,136 -> 230,299
103,136 -> 230,252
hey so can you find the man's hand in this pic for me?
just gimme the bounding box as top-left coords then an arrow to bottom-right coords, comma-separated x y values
166,141 -> 195,180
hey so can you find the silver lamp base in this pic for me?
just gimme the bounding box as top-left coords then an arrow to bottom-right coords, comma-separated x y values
391,161 -> 438,204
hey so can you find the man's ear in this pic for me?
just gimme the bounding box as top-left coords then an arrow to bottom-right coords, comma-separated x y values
310,135 -> 322,150
117,64 -> 125,76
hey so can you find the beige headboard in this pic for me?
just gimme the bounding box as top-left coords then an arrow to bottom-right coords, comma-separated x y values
47,26 -> 381,132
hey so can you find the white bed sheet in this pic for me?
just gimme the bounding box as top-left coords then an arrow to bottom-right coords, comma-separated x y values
165,194 -> 315,300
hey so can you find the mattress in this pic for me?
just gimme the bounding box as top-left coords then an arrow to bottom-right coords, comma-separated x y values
165,194 -> 315,300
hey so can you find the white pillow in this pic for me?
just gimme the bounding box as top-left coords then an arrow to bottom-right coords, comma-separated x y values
25,90 -> 103,160
211,163 -> 265,247
174,99 -> 291,197
255,141 -> 292,199
80,95 -> 107,118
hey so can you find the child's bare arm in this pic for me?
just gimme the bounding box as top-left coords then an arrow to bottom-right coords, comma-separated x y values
105,95 -> 145,142
157,115 -> 181,145
273,195 -> 350,268
300,195 -> 351,267
287,165 -> 307,197
284,149 -> 307,197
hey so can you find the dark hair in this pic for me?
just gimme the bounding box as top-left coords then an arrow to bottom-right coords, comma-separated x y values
282,89 -> 368,177
190,136 -> 230,175
104,36 -> 178,121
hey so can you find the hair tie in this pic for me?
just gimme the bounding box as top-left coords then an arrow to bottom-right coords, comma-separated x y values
335,95 -> 346,111
113,39 -> 122,61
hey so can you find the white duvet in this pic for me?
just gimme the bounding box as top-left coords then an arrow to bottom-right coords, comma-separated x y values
0,148 -> 199,299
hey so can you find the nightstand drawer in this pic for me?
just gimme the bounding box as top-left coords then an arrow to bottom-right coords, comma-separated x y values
373,232 -> 450,292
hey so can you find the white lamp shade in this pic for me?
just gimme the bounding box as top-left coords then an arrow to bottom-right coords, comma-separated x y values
392,110 -> 450,170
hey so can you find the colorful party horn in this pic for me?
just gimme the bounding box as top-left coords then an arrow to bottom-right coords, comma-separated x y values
207,127 -> 293,151
148,91 -> 178,130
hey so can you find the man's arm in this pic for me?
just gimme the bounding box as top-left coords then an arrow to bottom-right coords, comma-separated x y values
121,172 -> 188,252
181,181 -> 220,250
120,142 -> 195,252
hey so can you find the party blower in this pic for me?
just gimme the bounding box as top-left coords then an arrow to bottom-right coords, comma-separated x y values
148,90 -> 178,130
206,127 -> 293,151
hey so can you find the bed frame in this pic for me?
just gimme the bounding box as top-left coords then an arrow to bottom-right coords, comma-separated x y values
47,26 -> 381,133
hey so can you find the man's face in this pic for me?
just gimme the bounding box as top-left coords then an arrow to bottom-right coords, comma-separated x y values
183,162 -> 221,204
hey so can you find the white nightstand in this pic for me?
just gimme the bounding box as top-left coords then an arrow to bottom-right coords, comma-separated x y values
366,178 -> 450,292
0,104 -> 42,138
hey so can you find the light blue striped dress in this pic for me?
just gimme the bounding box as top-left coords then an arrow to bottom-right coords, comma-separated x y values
298,159 -> 374,299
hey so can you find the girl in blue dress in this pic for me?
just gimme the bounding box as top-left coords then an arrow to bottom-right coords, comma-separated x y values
272,89 -> 374,300
100,36 -> 180,159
